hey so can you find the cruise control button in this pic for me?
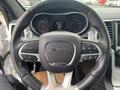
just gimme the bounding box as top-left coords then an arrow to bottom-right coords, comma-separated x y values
82,56 -> 88,61
91,55 -> 99,60
88,56 -> 92,60
81,46 -> 88,54
94,55 -> 99,60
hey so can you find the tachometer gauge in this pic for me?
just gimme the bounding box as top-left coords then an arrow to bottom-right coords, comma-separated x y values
37,19 -> 49,34
31,15 -> 50,35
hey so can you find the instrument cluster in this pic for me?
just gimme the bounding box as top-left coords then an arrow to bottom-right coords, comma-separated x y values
30,12 -> 88,35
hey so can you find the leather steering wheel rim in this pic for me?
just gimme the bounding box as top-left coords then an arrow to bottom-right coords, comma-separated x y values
11,0 -> 111,90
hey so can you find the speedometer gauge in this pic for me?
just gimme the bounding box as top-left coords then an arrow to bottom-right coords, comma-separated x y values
68,13 -> 88,34
69,18 -> 82,33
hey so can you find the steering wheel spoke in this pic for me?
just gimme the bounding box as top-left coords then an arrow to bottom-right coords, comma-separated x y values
80,39 -> 101,62
47,71 -> 57,87
18,40 -> 40,62
41,71 -> 78,90
62,72 -> 73,88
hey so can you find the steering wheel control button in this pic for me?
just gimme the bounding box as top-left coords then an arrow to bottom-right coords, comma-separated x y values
81,43 -> 99,54
21,54 -> 38,62
21,42 -> 38,53
82,55 -> 99,61
39,32 -> 81,73
19,41 -> 39,62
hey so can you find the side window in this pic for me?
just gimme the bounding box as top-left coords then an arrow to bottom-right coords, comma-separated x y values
0,11 -> 9,57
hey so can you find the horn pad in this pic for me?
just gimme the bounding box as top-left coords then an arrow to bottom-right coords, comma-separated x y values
39,32 -> 81,73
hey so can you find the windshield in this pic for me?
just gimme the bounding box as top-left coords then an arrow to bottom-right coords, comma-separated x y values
17,0 -> 120,10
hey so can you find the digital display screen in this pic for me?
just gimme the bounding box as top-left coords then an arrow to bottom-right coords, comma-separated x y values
118,23 -> 120,46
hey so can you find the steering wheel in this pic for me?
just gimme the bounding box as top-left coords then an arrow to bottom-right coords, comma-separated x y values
11,0 -> 111,90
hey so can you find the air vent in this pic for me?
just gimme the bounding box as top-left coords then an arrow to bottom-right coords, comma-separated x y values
105,22 -> 113,45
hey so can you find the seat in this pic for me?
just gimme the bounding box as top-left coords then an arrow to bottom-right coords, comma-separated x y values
0,74 -> 26,90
